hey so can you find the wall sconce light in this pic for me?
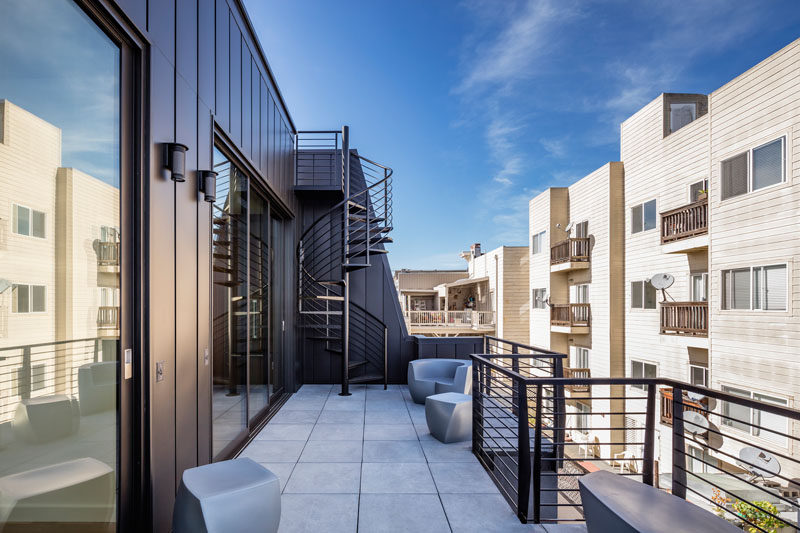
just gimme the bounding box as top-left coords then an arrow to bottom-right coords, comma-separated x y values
198,170 -> 217,203
164,142 -> 189,182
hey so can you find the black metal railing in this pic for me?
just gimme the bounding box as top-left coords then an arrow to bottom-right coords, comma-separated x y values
471,354 -> 800,531
295,130 -> 343,189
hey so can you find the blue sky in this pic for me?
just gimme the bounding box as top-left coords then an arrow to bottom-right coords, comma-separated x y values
246,0 -> 800,269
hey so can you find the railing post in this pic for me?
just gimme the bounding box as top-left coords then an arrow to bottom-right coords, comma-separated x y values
511,344 -> 519,416
553,357 -> 565,464
20,346 -> 31,400
340,125 -> 351,397
643,385 -> 656,486
532,383 -> 542,523
518,379 -> 532,522
383,326 -> 388,390
672,386 -> 687,499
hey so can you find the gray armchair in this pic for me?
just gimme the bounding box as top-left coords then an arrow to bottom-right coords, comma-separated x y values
407,359 -> 472,404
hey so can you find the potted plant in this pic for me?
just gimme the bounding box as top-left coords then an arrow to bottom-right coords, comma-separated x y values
697,189 -> 708,201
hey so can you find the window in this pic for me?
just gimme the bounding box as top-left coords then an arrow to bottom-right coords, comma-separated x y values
12,204 -> 45,238
689,179 -> 708,203
573,347 -> 589,369
689,365 -> 708,388
691,273 -> 708,302
572,284 -> 589,304
721,386 -> 788,446
531,231 -> 546,254
575,221 -> 588,238
687,446 -> 718,474
669,102 -> 697,133
722,264 -> 787,311
631,280 -> 657,309
11,284 -> 45,313
631,199 -> 656,234
532,288 -> 547,309
721,137 -> 785,200
576,402 -> 590,434
630,360 -> 656,391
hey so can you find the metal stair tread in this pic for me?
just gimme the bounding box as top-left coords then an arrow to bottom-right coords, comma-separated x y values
348,361 -> 368,370
307,336 -> 342,341
348,373 -> 384,384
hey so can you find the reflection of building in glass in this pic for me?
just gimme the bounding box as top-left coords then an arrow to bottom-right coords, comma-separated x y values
0,99 -> 119,423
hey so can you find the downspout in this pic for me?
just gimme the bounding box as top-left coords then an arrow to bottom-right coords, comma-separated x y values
494,254 -> 499,336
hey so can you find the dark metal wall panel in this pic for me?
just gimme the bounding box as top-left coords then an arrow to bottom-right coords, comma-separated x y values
228,18 -> 242,147
241,50 -> 252,159
251,57 -> 260,168
260,80 -> 268,173
198,0 -> 215,109
176,0 -> 197,87
115,0 -> 146,29
175,74 -> 199,488
197,104 -> 213,465
148,46 -> 177,532
147,0 -> 175,62
214,0 -> 229,129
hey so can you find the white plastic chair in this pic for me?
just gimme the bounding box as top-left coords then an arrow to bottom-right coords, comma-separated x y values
612,450 -> 638,474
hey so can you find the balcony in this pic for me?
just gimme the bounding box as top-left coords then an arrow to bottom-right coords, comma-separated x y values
660,301 -> 708,348
403,310 -> 495,334
563,366 -> 591,392
95,241 -> 120,271
97,305 -> 119,333
550,303 -> 590,334
659,387 -> 708,426
660,199 -> 708,253
294,130 -> 344,192
550,237 -> 590,272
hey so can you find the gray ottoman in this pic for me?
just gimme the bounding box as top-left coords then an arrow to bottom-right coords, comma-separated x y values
173,458 -> 280,533
13,395 -> 80,443
425,392 -> 472,443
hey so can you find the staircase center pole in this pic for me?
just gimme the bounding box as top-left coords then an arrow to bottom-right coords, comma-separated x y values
340,125 -> 351,396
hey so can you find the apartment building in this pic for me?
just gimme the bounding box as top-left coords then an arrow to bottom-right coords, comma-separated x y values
529,163 -> 625,457
529,38 -> 800,481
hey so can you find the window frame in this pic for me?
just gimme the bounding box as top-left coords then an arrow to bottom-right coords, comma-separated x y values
721,263 -> 788,312
630,359 -> 657,391
630,199 -> 657,234
720,136 -> 786,201
689,364 -> 708,388
12,203 -> 46,239
630,280 -> 657,310
690,272 -> 708,302
531,288 -> 547,310
572,346 -> 589,369
531,230 -> 546,255
11,283 -> 47,314
688,179 -> 708,203
720,384 -> 789,448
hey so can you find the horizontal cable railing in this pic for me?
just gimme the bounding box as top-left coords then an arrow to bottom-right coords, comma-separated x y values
550,238 -> 590,265
295,131 -> 342,189
0,338 -> 110,423
660,301 -> 708,337
403,310 -> 495,327
661,198 -> 708,244
471,353 -> 800,530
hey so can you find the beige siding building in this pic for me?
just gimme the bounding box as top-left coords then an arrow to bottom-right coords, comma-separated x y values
528,38 -> 800,479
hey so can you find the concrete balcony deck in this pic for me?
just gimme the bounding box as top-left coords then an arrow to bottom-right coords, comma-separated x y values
239,384 -> 582,532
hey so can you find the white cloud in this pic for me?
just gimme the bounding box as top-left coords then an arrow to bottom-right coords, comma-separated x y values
540,137 -> 567,158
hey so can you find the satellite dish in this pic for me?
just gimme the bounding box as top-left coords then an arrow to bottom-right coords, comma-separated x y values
564,221 -> 575,233
683,411 -> 709,435
738,447 -> 781,480
649,273 -> 675,290
0,279 -> 10,294
687,391 -> 706,402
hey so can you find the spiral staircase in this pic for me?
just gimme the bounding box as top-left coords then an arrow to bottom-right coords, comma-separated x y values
297,127 -> 393,395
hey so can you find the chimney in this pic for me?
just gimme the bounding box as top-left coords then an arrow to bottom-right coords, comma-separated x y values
470,243 -> 482,258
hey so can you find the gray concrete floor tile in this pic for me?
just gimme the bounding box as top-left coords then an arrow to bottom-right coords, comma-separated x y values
309,423 -> 364,441
284,462 -> 361,494
358,494 -> 451,533
429,462 -> 500,494
363,440 -> 425,463
269,409 -> 320,424
278,494 -> 358,533
256,462 -> 296,492
255,424 -> 314,441
363,423 -> 418,441
441,493 -> 545,532
299,440 -> 363,463
365,409 -> 412,425
316,409 -> 365,425
421,440 -> 475,462
239,439 -> 307,463
361,462 -> 437,494
322,399 -> 366,411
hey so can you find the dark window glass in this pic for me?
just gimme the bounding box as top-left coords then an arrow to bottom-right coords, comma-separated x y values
721,152 -> 748,200
643,200 -> 656,231
631,281 -> 643,309
670,102 -> 696,133
644,280 -> 657,309
631,205 -> 643,233
753,138 -> 783,191
31,209 -> 45,238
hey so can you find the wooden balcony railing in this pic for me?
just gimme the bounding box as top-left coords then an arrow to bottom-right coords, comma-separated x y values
550,303 -> 590,328
660,198 -> 708,244
660,387 -> 708,426
97,306 -> 119,329
403,310 -> 495,328
550,237 -> 590,265
564,367 -> 591,392
96,241 -> 120,266
660,301 -> 707,337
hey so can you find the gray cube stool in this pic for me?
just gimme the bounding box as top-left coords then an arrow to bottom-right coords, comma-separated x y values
408,359 -> 472,404
425,392 -> 472,443
173,458 -> 280,533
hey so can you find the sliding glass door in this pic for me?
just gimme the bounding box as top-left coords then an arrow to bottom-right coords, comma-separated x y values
211,148 -> 287,458
0,0 -> 124,529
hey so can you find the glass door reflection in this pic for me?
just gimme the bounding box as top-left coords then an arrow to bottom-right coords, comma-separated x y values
248,191 -> 270,422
